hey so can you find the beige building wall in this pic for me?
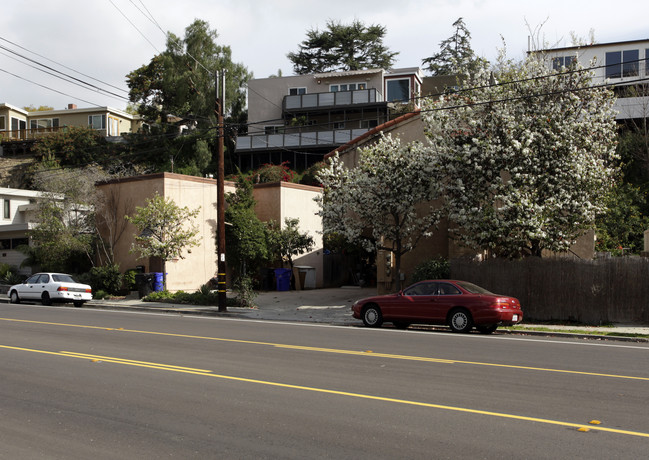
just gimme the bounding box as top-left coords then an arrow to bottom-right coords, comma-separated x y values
97,173 -> 235,292
28,106 -> 136,136
253,182 -> 324,287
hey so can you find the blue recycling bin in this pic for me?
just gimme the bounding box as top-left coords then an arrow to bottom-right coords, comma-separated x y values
274,268 -> 292,291
152,272 -> 165,291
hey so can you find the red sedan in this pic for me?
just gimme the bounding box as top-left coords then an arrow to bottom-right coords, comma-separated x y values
352,280 -> 523,333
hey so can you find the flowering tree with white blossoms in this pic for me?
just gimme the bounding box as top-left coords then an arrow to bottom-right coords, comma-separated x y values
422,52 -> 618,258
316,134 -> 442,289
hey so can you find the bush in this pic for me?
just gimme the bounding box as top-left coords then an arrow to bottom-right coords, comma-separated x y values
300,161 -> 326,186
233,275 -> 257,308
0,263 -> 24,285
93,289 -> 109,300
122,269 -> 138,292
143,287 -> 239,307
89,264 -> 123,294
411,258 -> 450,283
255,162 -> 297,183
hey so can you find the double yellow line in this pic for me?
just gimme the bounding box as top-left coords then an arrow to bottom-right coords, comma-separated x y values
1,342 -> 648,439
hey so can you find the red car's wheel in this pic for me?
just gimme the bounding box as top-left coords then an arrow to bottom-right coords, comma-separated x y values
362,305 -> 383,328
448,308 -> 473,333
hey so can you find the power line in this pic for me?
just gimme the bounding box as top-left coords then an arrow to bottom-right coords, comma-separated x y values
0,36 -> 128,95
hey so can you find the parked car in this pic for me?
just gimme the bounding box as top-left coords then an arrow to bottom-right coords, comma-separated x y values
352,280 -> 523,333
8,273 -> 92,308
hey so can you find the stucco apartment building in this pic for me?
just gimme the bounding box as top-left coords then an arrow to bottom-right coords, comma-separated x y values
96,173 -> 324,292
235,67 -> 424,171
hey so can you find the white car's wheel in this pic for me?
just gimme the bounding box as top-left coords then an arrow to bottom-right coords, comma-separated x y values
9,291 -> 20,304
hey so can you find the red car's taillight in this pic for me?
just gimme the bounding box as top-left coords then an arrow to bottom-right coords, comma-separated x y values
495,298 -> 511,308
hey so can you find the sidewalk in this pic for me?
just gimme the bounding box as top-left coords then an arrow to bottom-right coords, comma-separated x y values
3,287 -> 649,341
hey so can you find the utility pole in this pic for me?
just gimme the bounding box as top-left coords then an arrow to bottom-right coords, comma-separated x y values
216,70 -> 227,312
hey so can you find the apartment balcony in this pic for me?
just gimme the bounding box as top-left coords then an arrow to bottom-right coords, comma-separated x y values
283,88 -> 384,112
236,128 -> 370,152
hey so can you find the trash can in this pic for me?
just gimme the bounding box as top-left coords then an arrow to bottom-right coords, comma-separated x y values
295,266 -> 316,289
135,273 -> 154,298
274,268 -> 292,291
152,272 -> 165,291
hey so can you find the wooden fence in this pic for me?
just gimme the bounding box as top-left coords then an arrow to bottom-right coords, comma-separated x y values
451,257 -> 649,325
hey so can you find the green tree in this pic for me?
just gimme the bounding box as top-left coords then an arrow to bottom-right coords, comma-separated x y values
266,218 -> 315,272
29,165 -> 111,272
125,194 -> 201,289
422,17 -> 487,76
225,176 -> 269,280
126,19 -> 251,129
422,52 -> 618,258
287,20 -> 398,74
595,183 -> 649,255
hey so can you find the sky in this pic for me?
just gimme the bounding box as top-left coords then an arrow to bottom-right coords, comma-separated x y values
1,0 -> 646,111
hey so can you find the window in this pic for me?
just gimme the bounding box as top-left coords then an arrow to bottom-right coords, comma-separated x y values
437,283 -> 461,295
552,56 -> 575,70
623,49 -> 639,77
289,87 -> 306,95
3,199 -> 9,219
329,82 -> 367,92
606,50 -> 639,78
386,78 -> 411,102
333,122 -> 345,129
0,115 -> 5,130
89,114 -> 106,130
360,119 -> 379,129
108,116 -> 119,136
30,118 -> 59,130
264,125 -> 282,134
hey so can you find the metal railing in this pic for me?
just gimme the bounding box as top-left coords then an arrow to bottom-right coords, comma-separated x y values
283,88 -> 382,111
236,128 -> 369,151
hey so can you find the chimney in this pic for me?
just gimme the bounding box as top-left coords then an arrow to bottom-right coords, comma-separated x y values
67,103 -> 77,110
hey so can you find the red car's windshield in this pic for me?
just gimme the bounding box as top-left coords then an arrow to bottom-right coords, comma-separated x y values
455,281 -> 494,295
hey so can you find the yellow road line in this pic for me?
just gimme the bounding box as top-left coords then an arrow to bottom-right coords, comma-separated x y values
1,317 -> 647,381
1,343 -> 648,439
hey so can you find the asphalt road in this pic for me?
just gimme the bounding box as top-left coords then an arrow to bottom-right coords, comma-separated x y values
1,303 -> 648,459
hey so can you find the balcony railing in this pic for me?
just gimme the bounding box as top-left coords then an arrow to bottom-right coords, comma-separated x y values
236,128 -> 370,151
283,88 -> 382,112
0,126 -> 64,141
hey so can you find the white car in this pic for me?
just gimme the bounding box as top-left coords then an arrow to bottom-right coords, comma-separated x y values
9,272 -> 92,307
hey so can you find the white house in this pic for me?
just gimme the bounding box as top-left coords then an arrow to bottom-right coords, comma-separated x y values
537,39 -> 649,120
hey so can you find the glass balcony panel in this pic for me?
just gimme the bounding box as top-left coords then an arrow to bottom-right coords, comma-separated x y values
318,131 -> 334,144
352,90 -> 369,104
251,136 -> 268,148
319,93 -> 335,105
334,130 -> 351,143
301,132 -> 318,145
302,94 -> 318,107
285,95 -> 301,109
267,134 -> 284,148
236,136 -> 252,149
284,133 -> 300,146
336,92 -> 352,105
